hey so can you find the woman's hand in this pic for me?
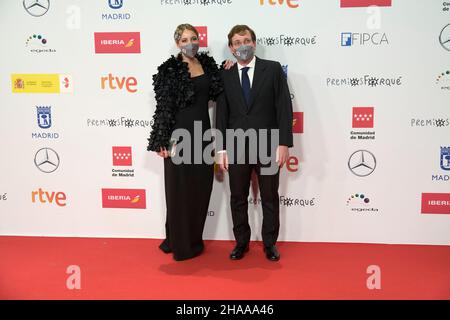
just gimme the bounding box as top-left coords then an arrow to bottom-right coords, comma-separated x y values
223,59 -> 235,70
157,147 -> 169,158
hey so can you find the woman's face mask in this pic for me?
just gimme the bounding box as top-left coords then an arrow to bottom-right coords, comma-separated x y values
180,43 -> 199,58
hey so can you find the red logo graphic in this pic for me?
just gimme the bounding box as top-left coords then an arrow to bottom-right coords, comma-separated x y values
102,188 -> 146,209
293,112 -> 304,133
195,26 -> 208,47
286,155 -> 299,172
352,107 -> 374,128
94,32 -> 141,54
14,78 -> 24,89
341,0 -> 392,7
62,77 -> 70,88
421,193 -> 450,214
112,146 -> 132,166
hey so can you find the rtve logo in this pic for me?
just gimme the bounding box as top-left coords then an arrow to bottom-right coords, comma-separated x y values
32,188 -> 67,207
101,74 -> 137,93
259,0 -> 299,8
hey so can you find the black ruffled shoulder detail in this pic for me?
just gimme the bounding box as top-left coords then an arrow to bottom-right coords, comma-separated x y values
147,55 -> 195,152
147,52 -> 223,152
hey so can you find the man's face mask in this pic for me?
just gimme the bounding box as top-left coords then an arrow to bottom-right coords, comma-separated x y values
234,45 -> 255,62
180,43 -> 199,58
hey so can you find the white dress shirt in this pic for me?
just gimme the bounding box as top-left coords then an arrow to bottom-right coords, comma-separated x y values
237,55 -> 256,88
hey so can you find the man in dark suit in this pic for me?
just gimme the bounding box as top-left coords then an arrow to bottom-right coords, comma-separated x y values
216,25 -> 293,261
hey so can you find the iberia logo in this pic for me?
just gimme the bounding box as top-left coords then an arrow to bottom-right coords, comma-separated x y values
102,188 -> 146,209
94,32 -> 141,53
421,193 -> 450,214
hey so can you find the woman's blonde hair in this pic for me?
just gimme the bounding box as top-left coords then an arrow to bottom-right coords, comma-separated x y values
174,23 -> 199,43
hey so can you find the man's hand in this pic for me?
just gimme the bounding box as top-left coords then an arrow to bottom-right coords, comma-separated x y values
277,145 -> 289,168
157,147 -> 169,158
217,151 -> 229,171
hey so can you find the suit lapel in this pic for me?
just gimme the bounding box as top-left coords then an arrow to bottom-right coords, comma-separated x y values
248,57 -> 267,112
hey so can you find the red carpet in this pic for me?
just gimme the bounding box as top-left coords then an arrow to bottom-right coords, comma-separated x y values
0,236 -> 449,300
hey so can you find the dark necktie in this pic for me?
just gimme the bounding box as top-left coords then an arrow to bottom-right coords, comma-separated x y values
241,67 -> 251,107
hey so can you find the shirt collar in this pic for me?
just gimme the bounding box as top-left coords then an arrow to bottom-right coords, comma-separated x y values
237,55 -> 256,70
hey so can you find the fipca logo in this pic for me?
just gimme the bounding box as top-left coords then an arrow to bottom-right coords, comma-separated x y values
340,0 -> 391,8
326,74 -> 402,88
257,34 -> 317,47
436,70 -> 450,90
94,32 -> 141,54
160,0 -> 233,6
32,106 -> 60,139
341,32 -> 389,46
348,150 -> 376,177
346,193 -> 379,214
23,0 -> 50,17
432,146 -> 450,182
112,146 -> 135,177
350,107 -> 375,140
421,193 -> 450,214
26,34 -> 56,53
102,0 -> 131,20
102,188 -> 146,209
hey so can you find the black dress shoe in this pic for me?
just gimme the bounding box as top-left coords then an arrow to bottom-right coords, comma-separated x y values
230,244 -> 249,260
264,245 -> 280,261
159,239 -> 172,254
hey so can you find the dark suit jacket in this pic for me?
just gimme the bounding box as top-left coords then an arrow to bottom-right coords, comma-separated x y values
216,56 -> 293,159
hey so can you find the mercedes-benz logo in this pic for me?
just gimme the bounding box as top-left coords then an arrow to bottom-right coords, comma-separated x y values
439,23 -> 450,51
348,150 -> 376,177
23,0 -> 50,17
34,147 -> 59,173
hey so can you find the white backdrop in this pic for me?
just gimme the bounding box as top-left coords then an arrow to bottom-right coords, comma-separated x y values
1,0 -> 449,245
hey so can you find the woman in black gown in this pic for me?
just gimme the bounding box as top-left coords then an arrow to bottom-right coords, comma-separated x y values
147,24 -> 223,261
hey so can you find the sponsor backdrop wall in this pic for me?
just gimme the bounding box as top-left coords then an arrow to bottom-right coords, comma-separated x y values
1,0 -> 449,245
